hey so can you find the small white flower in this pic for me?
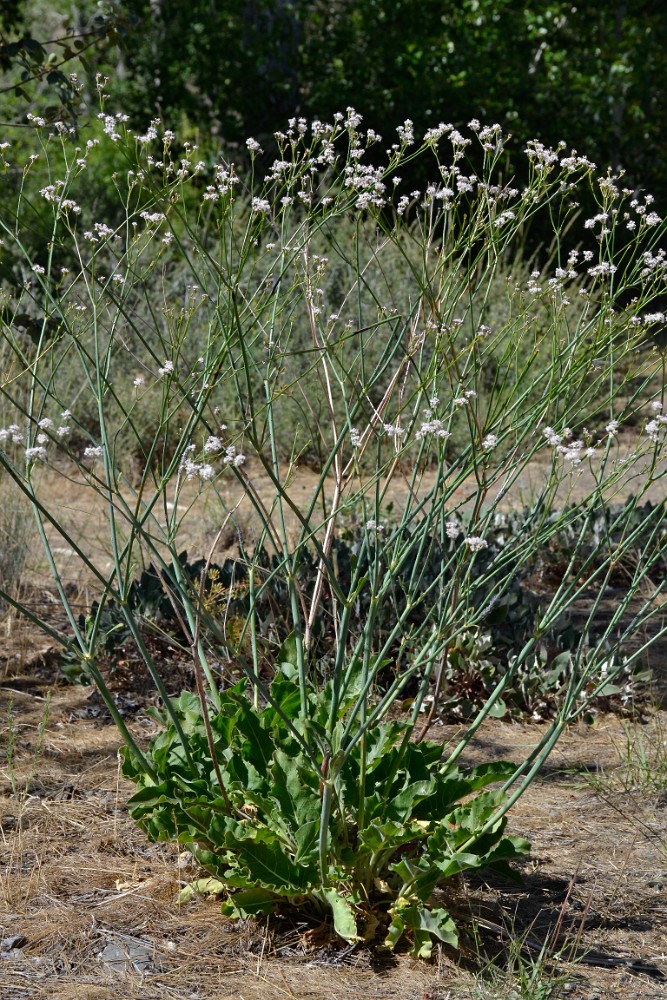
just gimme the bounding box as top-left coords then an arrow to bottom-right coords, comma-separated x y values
366,520 -> 385,533
223,445 -> 246,467
25,446 -> 47,462
158,360 -> 175,377
415,419 -> 450,441
445,520 -> 460,540
198,463 -> 216,482
133,375 -> 145,387
204,435 -> 223,454
84,446 -> 104,459
251,197 -> 271,214
350,427 -> 361,448
646,419 -> 661,443
482,434 -> 498,450
464,536 -> 488,551
543,426 -> 562,447
605,419 -> 619,437
31,264 -> 45,275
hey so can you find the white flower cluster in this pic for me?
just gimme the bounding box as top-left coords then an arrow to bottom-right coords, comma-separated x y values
251,197 -> 271,214
543,426 -> 596,467
464,536 -> 488,551
639,249 -> 667,279
223,445 -> 245,467
525,139 -> 595,174
344,161 -> 386,210
83,221 -> 115,244
645,401 -> 667,442
135,118 -> 161,144
180,456 -> 216,482
453,390 -> 477,408
415,417 -> 450,441
0,424 -> 25,445
1,410 -> 74,463
383,423 -> 406,439
587,261 -> 617,278
97,111 -> 129,143
203,164 -> 240,202
396,120 -> 414,145
178,431 -> 245,484
493,209 -> 515,228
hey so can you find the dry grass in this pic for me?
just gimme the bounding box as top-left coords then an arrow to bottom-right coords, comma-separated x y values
2,671 -> 667,999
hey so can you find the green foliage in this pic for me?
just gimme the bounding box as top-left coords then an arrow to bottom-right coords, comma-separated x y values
2,104 -> 667,960
121,668 -> 529,956
52,1 -> 667,214
0,0 -> 120,128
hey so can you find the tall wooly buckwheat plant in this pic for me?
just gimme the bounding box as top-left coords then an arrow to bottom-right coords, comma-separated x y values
1,104 -> 666,954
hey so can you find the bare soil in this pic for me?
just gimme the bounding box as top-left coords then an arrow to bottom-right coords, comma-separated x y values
2,641 -> 667,1000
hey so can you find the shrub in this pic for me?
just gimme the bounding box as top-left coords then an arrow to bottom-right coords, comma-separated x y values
1,106 -> 666,954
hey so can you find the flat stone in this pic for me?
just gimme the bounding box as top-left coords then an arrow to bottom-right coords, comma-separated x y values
97,936 -> 164,977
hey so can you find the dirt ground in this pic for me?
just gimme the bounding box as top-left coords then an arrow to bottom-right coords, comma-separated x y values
2,453 -> 667,999
2,646 -> 667,1000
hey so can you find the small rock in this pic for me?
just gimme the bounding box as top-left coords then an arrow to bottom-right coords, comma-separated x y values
1,935 -> 27,952
98,937 -> 164,977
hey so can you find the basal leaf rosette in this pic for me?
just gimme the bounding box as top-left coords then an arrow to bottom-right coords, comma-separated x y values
121,673 -> 529,957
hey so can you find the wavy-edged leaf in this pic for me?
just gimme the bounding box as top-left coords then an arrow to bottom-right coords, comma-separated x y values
235,840 -> 316,891
320,887 -> 359,942
221,887 -> 277,917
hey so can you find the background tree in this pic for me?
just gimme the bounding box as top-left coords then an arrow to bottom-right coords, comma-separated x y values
2,1 -> 667,207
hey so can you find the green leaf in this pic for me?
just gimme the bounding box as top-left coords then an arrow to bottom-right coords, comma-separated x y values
268,676 -> 302,720
386,897 -> 458,955
178,876 -> 226,903
235,840 -> 315,891
320,887 -> 359,942
221,887 -> 277,917
294,820 -> 319,863
488,696 -> 508,718
278,633 -> 299,671
385,910 -> 405,950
